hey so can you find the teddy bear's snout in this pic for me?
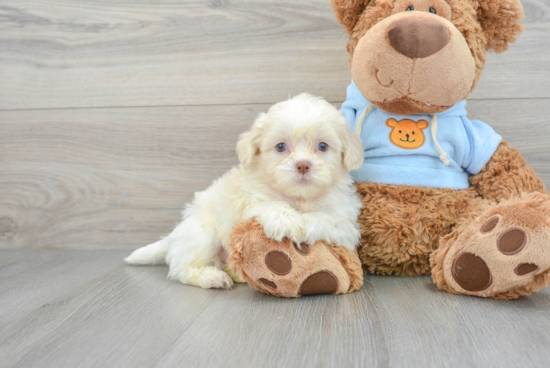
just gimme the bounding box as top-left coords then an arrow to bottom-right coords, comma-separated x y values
387,17 -> 449,59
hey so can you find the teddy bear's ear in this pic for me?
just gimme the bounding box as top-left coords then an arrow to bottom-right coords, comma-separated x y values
476,0 -> 525,53
331,0 -> 372,34
385,118 -> 398,128
417,120 -> 429,130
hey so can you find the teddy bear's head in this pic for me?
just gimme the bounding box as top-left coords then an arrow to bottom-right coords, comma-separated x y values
331,0 -> 524,114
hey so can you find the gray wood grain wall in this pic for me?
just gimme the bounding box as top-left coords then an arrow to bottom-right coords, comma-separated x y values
1,0 -> 549,250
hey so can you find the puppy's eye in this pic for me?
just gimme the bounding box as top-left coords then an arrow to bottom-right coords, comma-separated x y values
429,7 -> 436,14
276,143 -> 286,152
407,5 -> 414,11
318,142 -> 328,152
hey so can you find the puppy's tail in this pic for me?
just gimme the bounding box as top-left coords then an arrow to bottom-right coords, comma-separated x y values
125,239 -> 170,265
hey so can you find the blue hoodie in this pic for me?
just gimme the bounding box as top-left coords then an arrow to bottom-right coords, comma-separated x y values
341,80 -> 502,190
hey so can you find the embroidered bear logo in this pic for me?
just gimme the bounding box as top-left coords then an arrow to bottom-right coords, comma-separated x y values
386,118 -> 429,150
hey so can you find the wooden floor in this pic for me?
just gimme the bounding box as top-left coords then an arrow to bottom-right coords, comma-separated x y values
2,1 -> 550,367
1,249 -> 550,368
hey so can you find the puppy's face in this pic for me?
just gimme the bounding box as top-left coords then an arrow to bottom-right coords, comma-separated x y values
237,94 -> 364,200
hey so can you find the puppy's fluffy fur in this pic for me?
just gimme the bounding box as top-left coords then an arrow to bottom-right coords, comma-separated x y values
125,94 -> 364,289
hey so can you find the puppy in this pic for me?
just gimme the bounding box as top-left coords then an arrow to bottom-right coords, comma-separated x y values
125,94 -> 364,289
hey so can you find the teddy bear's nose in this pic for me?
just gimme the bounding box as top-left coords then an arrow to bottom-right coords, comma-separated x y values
387,17 -> 449,59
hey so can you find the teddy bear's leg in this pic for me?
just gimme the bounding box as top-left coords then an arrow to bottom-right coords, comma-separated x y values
431,192 -> 550,299
228,220 -> 363,297
356,182 -> 478,276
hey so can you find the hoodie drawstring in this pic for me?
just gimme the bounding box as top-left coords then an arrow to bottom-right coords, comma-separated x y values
355,105 -> 375,136
430,114 -> 450,166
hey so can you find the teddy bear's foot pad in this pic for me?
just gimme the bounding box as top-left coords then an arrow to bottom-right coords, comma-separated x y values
451,226 -> 535,292
228,220 -> 363,297
451,252 -> 492,292
299,271 -> 339,295
433,193 -> 550,299
261,250 -> 338,294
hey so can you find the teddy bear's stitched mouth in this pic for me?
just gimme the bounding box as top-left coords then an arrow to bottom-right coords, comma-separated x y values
375,68 -> 394,87
400,138 -> 415,143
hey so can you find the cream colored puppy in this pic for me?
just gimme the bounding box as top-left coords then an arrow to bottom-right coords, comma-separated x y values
125,94 -> 364,289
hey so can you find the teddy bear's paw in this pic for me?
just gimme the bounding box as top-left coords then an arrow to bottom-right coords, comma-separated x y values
261,244 -> 341,295
248,241 -> 351,297
228,220 -> 363,297
435,193 -> 550,299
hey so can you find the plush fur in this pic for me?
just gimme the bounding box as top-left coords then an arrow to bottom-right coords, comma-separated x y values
125,94 -> 365,290
356,182 -> 479,276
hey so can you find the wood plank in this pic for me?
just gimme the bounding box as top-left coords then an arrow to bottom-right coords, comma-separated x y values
0,0 -> 549,110
1,250 -> 550,368
1,98 -> 549,250
0,103 -> 260,249
0,249 -> 126,326
0,250 -> 222,368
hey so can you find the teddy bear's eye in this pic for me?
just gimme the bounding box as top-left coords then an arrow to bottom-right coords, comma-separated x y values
276,143 -> 287,152
407,6 -> 414,11
399,130 -> 402,133
429,7 -> 436,14
412,131 -> 415,134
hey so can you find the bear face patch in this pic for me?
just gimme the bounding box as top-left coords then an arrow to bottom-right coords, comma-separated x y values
386,118 -> 429,149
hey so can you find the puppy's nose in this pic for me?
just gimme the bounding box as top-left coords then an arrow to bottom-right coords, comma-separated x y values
388,17 -> 449,59
296,160 -> 311,174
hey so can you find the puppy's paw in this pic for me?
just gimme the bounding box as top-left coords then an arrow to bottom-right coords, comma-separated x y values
301,214 -> 360,251
259,210 -> 304,244
335,225 -> 361,251
302,224 -> 325,246
183,266 -> 234,289
223,265 -> 244,283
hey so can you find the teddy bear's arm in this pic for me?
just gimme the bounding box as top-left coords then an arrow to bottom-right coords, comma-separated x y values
469,141 -> 545,203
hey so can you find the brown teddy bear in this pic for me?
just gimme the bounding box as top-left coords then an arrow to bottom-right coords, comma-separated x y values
229,0 -> 550,299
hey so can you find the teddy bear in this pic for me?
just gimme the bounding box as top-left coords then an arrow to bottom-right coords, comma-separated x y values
229,0 -> 550,300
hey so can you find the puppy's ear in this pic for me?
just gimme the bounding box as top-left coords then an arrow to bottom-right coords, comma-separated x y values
331,0 -> 372,34
237,113 -> 265,169
476,0 -> 524,53
341,128 -> 364,171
